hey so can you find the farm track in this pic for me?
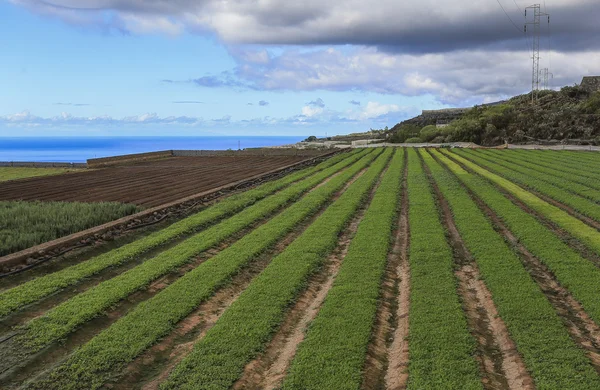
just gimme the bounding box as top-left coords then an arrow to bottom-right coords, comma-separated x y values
0,156 -> 314,207
232,170 -> 373,390
0,157 -> 363,386
363,150 -> 409,390
422,152 -> 529,390
115,167 -> 370,390
4,148 -> 600,388
442,152 -> 600,374
472,189 -> 600,375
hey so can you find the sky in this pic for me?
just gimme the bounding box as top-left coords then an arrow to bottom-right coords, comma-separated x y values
0,0 -> 599,137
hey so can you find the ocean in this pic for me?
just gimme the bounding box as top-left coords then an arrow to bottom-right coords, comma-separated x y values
0,136 -> 306,163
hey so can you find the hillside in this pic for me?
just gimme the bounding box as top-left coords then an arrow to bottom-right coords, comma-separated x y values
388,82 -> 600,146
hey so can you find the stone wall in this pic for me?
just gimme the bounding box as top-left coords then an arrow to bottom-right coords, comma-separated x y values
581,76 -> 600,93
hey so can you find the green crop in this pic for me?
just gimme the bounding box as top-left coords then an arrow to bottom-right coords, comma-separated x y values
426,149 -> 600,389
283,149 -> 404,389
0,201 -> 140,256
448,149 -> 600,256
0,149 -> 364,317
404,148 -> 481,390
0,167 -> 75,182
161,149 -> 394,390
19,149 -> 371,351
27,149 -> 381,390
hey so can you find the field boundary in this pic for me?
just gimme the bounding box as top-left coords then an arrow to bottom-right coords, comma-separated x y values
0,151 -> 340,274
0,162 -> 87,168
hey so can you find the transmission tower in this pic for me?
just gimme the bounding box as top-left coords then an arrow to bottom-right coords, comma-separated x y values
541,68 -> 553,90
525,4 -> 549,103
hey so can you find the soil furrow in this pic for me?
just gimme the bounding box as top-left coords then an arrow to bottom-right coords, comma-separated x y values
470,194 -> 600,375
231,165 -> 380,390
423,153 -> 532,390
382,151 -> 410,390
104,166 -> 370,390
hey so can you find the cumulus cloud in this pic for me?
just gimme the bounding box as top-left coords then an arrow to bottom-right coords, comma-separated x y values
0,110 -> 203,127
186,46 -> 600,105
307,98 -> 325,108
10,0 -> 599,53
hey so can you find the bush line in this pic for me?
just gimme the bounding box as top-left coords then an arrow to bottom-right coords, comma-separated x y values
19,149 -> 370,350
0,149 -> 363,317
404,148 -> 481,389
27,149 -> 381,390
282,149 -> 404,389
160,148 -> 394,390
425,149 -> 600,389
448,149 -> 600,256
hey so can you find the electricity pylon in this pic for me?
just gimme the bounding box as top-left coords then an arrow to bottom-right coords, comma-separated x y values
525,4 -> 549,103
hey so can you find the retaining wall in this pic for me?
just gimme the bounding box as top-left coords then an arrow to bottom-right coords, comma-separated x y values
0,161 -> 87,168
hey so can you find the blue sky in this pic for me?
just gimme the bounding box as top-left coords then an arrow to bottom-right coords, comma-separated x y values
1,0 -> 598,137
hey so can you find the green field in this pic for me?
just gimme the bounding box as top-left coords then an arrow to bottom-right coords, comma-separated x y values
0,201 -> 140,257
0,167 -> 77,182
1,148 -> 600,390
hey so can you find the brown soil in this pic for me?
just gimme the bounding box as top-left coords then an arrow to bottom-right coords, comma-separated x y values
442,151 -> 600,268
439,150 -> 600,375
233,170 -> 376,390
359,150 -> 409,390
423,151 -> 533,390
106,162 -> 369,389
382,153 -> 411,390
473,195 -> 600,374
0,156 -> 314,208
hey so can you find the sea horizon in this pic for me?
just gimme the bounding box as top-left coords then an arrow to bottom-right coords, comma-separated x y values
0,136 -> 308,163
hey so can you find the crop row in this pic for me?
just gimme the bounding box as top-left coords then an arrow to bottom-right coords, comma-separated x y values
490,150 -> 600,189
480,150 -> 600,200
161,148 -> 394,390
425,149 -> 600,389
0,149 -> 362,317
282,149 -> 404,389
449,150 -> 600,256
456,149 -> 600,223
519,150 -> 600,176
19,149 -> 371,351
437,151 -> 600,332
404,148 -> 481,389
28,149 -> 382,390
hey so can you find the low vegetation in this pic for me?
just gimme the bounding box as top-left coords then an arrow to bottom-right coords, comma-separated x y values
0,167 -> 76,182
388,86 -> 600,145
0,201 -> 140,257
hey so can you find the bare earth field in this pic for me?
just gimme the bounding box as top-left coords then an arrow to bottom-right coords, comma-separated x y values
0,156 -> 311,207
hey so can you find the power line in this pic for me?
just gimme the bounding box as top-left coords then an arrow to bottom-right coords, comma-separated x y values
495,0 -> 524,33
512,0 -> 522,12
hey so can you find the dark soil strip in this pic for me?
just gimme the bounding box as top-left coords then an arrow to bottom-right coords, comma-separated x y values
423,153 -> 532,390
104,168 -> 370,390
361,149 -> 409,390
438,151 -> 600,376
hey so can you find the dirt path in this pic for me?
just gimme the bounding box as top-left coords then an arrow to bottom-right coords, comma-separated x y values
472,195 -> 600,375
233,162 -> 386,390
107,166 -> 371,390
423,153 -> 533,390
